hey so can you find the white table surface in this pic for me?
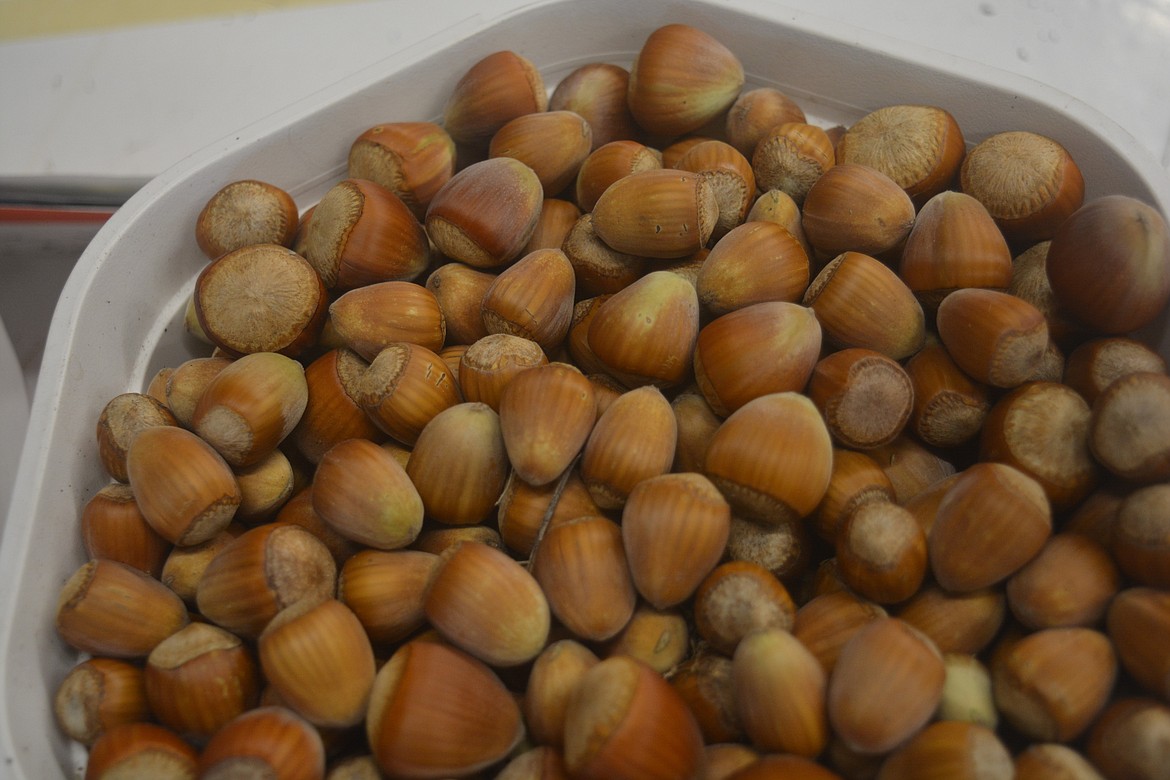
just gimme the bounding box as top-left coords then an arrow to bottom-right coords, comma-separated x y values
2,0 -> 1170,520
2,0 -> 1168,183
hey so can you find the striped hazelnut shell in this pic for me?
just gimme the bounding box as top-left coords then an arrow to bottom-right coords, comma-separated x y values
294,178 -> 430,290
425,156 -> 544,269
257,597 -> 376,728
56,559 -> 189,660
405,401 -> 509,526
190,351 -> 309,468
531,515 -> 637,642
347,121 -> 456,220
489,110 -> 593,195
366,640 -> 525,777
442,50 -> 547,148
803,251 -> 925,361
621,472 -> 731,609
694,301 -> 822,417
423,541 -> 551,667
704,392 -> 833,527
591,169 -> 718,259
328,280 -> 446,361
194,523 -> 337,640
626,23 -> 744,138
579,385 -> 678,510
125,425 -> 242,546
586,270 -> 700,389
498,362 -> 597,487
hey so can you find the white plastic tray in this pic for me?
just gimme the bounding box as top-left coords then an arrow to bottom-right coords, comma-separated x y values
0,315 -> 28,534
3,0 -> 1169,776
